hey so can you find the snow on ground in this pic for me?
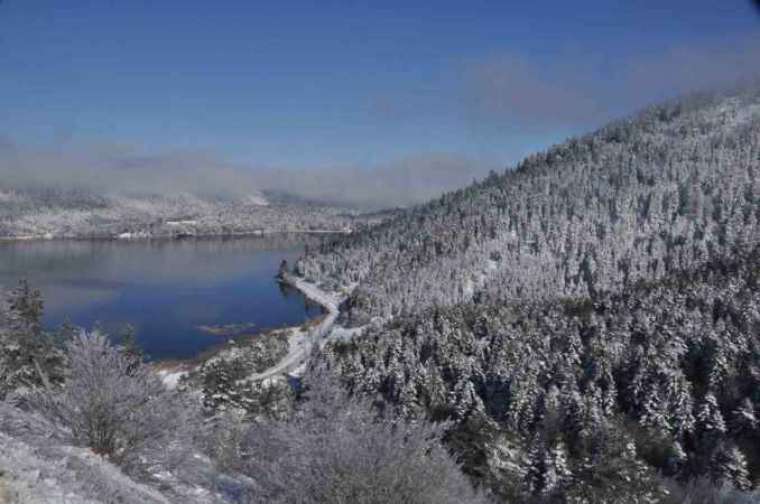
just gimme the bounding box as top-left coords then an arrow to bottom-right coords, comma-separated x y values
117,231 -> 152,240
246,309 -> 337,381
0,402 -> 243,504
157,369 -> 188,390
288,276 -> 342,313
246,275 -> 350,381
165,220 -> 198,226
329,325 -> 366,343
242,193 -> 269,206
0,432 -> 170,504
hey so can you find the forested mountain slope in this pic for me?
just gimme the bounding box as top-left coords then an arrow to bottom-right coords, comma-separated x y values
318,247 -> 760,500
296,87 -> 760,500
297,88 -> 760,323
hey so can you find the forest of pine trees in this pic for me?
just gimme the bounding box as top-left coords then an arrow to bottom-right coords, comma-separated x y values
295,86 -> 760,502
316,247 -> 760,501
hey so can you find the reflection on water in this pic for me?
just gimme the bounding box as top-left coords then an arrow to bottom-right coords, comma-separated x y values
0,235 -> 324,360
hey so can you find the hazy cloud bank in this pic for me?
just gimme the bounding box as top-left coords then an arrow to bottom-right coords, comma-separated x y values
464,35 -> 760,130
0,138 -> 495,210
0,138 -> 263,200
252,154 -> 497,210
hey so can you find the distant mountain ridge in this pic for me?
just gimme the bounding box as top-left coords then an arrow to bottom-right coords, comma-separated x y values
0,188 -> 362,239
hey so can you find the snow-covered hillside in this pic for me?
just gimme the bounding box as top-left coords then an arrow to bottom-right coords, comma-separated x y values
0,191 -> 362,240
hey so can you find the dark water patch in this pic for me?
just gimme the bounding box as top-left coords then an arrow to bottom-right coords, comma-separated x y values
0,234 -> 325,360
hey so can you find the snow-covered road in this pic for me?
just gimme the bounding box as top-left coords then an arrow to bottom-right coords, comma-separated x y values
157,274 -> 351,388
246,275 -> 344,381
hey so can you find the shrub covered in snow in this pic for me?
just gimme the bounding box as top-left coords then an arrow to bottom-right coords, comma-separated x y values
28,331 -> 202,476
216,371 -> 490,504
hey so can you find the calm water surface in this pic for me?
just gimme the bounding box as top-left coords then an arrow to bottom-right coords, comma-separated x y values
0,235 -> 322,360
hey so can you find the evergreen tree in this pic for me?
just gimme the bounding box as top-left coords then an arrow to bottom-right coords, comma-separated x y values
697,392 -> 727,435
711,444 -> 752,491
731,398 -> 758,435
7,279 -> 44,338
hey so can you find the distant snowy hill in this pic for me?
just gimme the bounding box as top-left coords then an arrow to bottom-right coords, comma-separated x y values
0,189 -> 363,239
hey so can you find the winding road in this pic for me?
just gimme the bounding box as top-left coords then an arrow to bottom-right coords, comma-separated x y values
247,274 -> 343,381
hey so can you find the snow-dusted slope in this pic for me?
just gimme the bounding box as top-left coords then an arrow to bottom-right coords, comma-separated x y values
0,404 -> 234,504
297,89 -> 760,322
0,191 -> 358,240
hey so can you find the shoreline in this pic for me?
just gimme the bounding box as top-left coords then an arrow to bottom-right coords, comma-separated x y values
154,273 -> 346,388
247,274 -> 343,380
0,228 -> 350,244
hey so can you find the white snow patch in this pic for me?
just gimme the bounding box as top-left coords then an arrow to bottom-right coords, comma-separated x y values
330,325 -> 366,342
157,369 -> 187,390
242,193 -> 269,206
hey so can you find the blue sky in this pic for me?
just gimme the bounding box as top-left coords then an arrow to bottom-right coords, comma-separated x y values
0,1 -> 759,204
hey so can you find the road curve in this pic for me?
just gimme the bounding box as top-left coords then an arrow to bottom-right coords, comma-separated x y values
246,274 -> 343,381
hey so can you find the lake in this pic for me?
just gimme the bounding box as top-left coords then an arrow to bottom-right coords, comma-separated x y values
0,235 -> 324,361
